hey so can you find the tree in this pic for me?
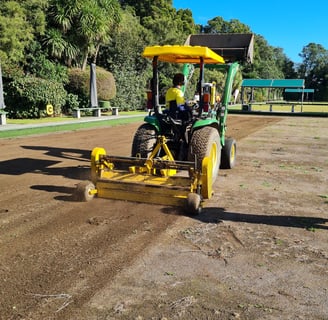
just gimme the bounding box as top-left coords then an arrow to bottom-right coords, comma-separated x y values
44,0 -> 121,70
203,17 -> 252,34
0,0 -> 47,64
100,2 -> 199,109
99,9 -> 150,109
119,0 -> 197,45
119,0 -> 171,19
282,57 -> 298,79
245,35 -> 286,81
298,43 -> 328,100
25,42 -> 69,84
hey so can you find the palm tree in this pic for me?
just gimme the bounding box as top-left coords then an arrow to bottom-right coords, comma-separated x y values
78,0 -> 121,70
44,0 -> 121,69
42,28 -> 79,67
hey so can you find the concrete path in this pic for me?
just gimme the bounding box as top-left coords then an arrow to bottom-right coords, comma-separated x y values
0,114 -> 145,132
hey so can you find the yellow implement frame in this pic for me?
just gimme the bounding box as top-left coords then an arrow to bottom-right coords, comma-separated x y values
77,136 -> 213,213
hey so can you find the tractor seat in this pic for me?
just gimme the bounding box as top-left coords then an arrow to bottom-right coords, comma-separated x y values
159,114 -> 182,133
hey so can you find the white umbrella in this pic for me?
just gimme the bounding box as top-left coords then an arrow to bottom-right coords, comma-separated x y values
90,63 -> 98,107
0,63 -> 5,110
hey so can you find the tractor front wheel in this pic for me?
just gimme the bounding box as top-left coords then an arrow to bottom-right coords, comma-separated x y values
220,138 -> 237,169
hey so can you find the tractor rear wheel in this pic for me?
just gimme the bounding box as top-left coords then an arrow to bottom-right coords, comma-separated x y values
188,126 -> 221,183
220,138 -> 237,169
131,124 -> 157,158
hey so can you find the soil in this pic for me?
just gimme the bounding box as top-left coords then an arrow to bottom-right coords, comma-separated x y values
0,114 -> 327,320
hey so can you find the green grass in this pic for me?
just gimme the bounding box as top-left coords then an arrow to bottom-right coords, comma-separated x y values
0,113 -> 145,139
6,116 -> 75,125
6,110 -> 142,125
229,102 -> 328,113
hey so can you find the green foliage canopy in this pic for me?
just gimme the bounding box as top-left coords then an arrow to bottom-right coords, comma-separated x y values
298,43 -> 328,100
45,0 -> 121,69
100,9 -> 150,110
0,0 -> 47,64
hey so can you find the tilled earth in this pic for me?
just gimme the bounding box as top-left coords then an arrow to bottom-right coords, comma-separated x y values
0,114 -> 327,320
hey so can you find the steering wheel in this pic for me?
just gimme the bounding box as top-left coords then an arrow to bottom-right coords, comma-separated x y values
186,100 -> 199,110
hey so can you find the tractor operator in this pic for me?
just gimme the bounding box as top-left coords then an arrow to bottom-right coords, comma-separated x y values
165,73 -> 191,120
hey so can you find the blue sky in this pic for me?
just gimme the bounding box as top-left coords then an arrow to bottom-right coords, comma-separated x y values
173,0 -> 328,63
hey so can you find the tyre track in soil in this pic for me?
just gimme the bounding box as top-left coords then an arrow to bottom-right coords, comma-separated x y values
0,115 -> 280,319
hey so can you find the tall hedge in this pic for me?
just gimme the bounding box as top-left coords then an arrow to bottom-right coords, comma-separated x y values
67,66 -> 116,107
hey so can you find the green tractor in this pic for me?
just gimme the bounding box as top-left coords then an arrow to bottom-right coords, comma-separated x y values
75,34 -> 253,214
131,34 -> 254,183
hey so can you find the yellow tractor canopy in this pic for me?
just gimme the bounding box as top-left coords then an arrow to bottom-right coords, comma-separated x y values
142,45 -> 225,64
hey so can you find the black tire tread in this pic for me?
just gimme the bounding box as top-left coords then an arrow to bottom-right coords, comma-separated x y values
131,124 -> 157,158
188,126 -> 221,183
220,138 -> 236,169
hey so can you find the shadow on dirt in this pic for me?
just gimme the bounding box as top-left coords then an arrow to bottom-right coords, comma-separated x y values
31,184 -> 82,202
194,207 -> 328,230
161,207 -> 183,216
0,157 -> 90,180
21,145 -> 91,161
0,158 -> 60,175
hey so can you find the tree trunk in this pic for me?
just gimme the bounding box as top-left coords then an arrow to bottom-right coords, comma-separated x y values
93,44 -> 100,64
81,49 -> 89,71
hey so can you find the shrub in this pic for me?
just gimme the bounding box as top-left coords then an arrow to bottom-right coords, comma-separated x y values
110,64 -> 149,111
6,76 -> 67,118
67,66 -> 116,106
63,93 -> 80,114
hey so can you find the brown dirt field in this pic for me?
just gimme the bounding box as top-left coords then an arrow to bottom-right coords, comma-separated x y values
0,114 -> 327,320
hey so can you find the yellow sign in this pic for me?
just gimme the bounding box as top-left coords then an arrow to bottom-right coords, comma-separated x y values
46,104 -> 54,115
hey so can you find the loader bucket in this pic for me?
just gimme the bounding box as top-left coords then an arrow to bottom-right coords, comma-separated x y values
185,33 -> 254,63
